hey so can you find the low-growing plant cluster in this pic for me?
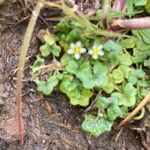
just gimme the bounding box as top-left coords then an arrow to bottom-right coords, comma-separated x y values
31,1 -> 150,137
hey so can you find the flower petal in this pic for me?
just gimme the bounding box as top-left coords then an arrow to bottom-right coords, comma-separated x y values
76,41 -> 81,47
92,55 -> 98,59
74,53 -> 80,59
88,50 -> 92,55
99,50 -> 104,56
67,49 -> 73,54
81,48 -> 86,53
70,43 -> 75,48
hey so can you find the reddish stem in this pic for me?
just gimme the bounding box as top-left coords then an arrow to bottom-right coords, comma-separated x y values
112,0 -> 125,11
111,17 -> 150,30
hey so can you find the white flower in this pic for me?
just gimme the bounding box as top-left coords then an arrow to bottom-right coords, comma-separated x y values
88,45 -> 104,59
67,41 -> 86,60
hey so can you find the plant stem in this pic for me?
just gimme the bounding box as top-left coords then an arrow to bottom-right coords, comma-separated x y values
101,0 -> 110,20
111,17 -> 150,30
112,0 -> 125,11
118,91 -> 150,128
16,0 -> 45,144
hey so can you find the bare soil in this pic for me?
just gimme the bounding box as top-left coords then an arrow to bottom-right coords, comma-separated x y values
0,1 -> 150,150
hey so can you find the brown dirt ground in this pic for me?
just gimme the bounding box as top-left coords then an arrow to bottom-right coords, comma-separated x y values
0,1 -> 150,150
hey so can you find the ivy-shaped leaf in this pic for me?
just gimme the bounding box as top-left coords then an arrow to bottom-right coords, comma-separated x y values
103,40 -> 122,62
120,37 -> 137,49
60,75 -> 93,106
66,61 -> 108,89
107,105 -> 125,121
56,20 -> 71,33
96,97 -> 112,109
118,65 -> 131,79
70,89 -> 93,106
112,84 -> 137,107
128,69 -> 145,85
102,75 -> 114,94
31,56 -> 45,76
76,62 -> 94,88
51,44 -> 61,57
119,53 -> 133,66
60,54 -> 72,66
133,49 -> 150,63
93,62 -> 108,87
40,43 -> 61,57
126,0 -> 134,17
66,28 -> 89,47
36,75 -> 59,95
134,0 -> 147,6
40,43 -> 51,57
112,68 -> 124,84
82,115 -> 113,137
44,32 -> 56,45
144,58 -> 150,66
123,83 -> 137,107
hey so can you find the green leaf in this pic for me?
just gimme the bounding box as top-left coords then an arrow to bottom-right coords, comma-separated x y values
70,89 -> 93,106
44,33 -> 55,45
139,29 -> 150,44
104,40 -> 122,52
31,56 -> 45,76
104,40 -> 122,62
102,75 -> 114,93
145,0 -> 150,13
118,65 -> 131,79
107,105 -> 124,121
96,97 -> 112,109
60,54 -> 72,66
111,92 -> 125,106
93,62 -> 108,87
128,69 -> 145,84
112,83 -> 137,107
126,0 -> 134,17
134,0 -> 148,6
123,83 -> 137,106
82,115 -> 113,137
40,43 -> 51,57
40,43 -> 61,57
119,53 -> 133,66
70,20 -> 83,28
36,75 -> 59,95
66,60 -> 79,74
120,37 -> 137,49
56,20 -> 70,33
94,38 -> 102,46
66,28 -> 82,43
51,44 -> 61,57
66,61 -> 108,89
75,62 -> 94,88
60,75 -> 93,106
112,68 -> 124,84
144,58 -> 150,66
133,49 -> 150,63
66,28 -> 89,47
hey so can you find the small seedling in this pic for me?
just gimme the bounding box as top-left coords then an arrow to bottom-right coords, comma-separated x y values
16,0 -> 150,142
31,1 -> 150,137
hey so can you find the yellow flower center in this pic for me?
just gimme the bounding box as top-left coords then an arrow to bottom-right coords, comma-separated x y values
74,47 -> 81,54
92,48 -> 99,56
